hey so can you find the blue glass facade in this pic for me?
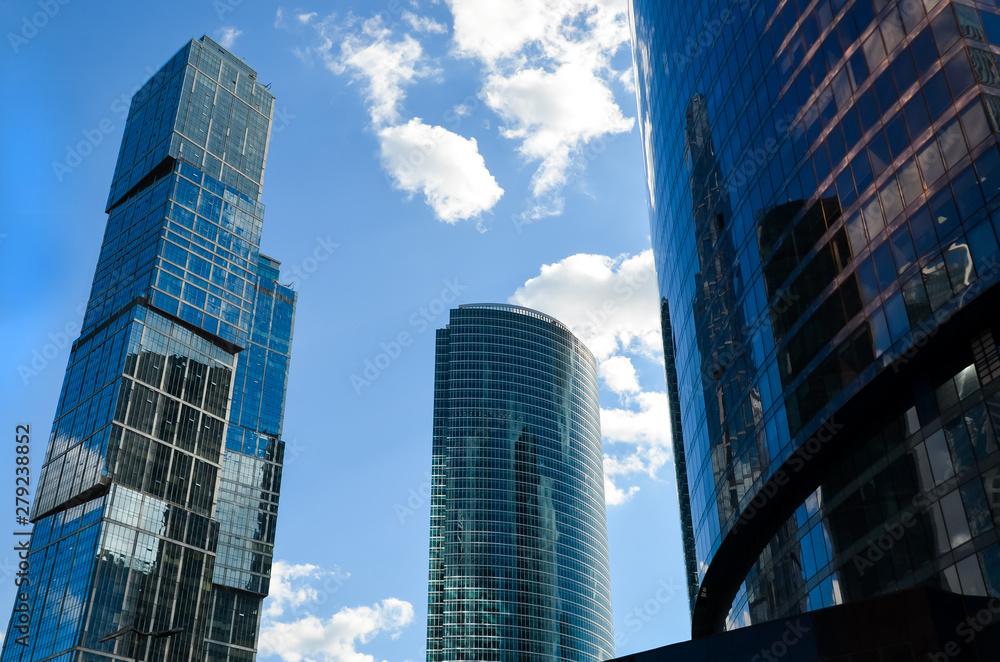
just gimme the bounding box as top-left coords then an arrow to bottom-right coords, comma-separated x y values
0,36 -> 296,662
632,0 -> 1000,637
426,305 -> 614,662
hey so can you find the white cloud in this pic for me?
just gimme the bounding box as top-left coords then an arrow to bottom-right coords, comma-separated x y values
446,0 -> 635,206
484,62 -> 633,197
598,355 -> 640,394
510,250 -> 671,506
215,27 -> 244,49
323,16 -> 434,127
402,10 -> 448,34
379,118 -> 504,223
508,250 -> 660,361
604,476 -> 639,505
303,13 -> 504,224
260,561 -> 413,662
602,390 -> 670,450
298,12 -> 318,24
260,599 -> 414,662
266,561 -> 349,619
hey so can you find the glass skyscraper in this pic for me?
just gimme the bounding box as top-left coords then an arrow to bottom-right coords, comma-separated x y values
426,304 -> 614,662
632,0 -> 1000,638
1,36 -> 296,662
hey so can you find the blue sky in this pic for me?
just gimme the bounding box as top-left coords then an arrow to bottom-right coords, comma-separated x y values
0,1 -> 690,659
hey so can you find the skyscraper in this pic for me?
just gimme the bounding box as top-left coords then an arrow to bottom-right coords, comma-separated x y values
631,0 -> 1000,639
1,36 -> 296,662
426,304 -> 614,662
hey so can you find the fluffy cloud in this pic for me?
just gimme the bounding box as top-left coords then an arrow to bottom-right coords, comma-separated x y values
266,561 -> 349,619
324,17 -> 434,127
260,599 -> 414,662
604,477 -> 640,506
599,355 -> 640,394
510,250 -> 671,505
509,250 -> 660,361
302,13 -> 504,224
215,27 -> 243,49
379,119 -> 504,224
484,62 -> 633,197
403,11 -> 448,34
446,0 -> 634,206
261,561 -> 412,662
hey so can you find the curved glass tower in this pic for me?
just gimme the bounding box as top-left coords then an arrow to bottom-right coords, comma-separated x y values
426,304 -> 614,662
632,0 -> 1000,637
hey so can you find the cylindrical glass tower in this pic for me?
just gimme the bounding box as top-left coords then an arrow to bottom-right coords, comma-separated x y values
426,304 -> 614,662
632,0 -> 1000,637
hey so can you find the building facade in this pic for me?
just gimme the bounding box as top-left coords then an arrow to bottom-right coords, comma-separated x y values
631,0 -> 1000,637
0,36 -> 296,662
426,304 -> 614,662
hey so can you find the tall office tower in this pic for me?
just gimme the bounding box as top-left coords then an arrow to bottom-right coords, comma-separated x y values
0,36 -> 296,662
631,0 -> 1000,639
426,304 -> 614,662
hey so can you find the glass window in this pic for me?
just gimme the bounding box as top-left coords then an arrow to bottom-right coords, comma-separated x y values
862,195 -> 884,238
916,139 -> 945,189
857,259 -> 879,302
929,187 -> 960,240
923,71 -> 953,121
873,242 -> 897,290
911,28 -> 939,76
879,177 -> 904,225
901,276 -> 932,324
976,147 -> 1000,203
944,50 -> 976,99
931,7 -> 961,53
898,158 -> 923,207
968,221 -> 1000,273
847,212 -> 869,255
868,131 -> 892,176
925,430 -> 956,485
961,100 -> 991,150
952,167 -> 985,221
871,308 -> 891,357
884,290 -> 910,341
885,114 -> 910,160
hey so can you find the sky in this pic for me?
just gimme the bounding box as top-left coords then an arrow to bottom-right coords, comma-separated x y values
0,1 -> 691,660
